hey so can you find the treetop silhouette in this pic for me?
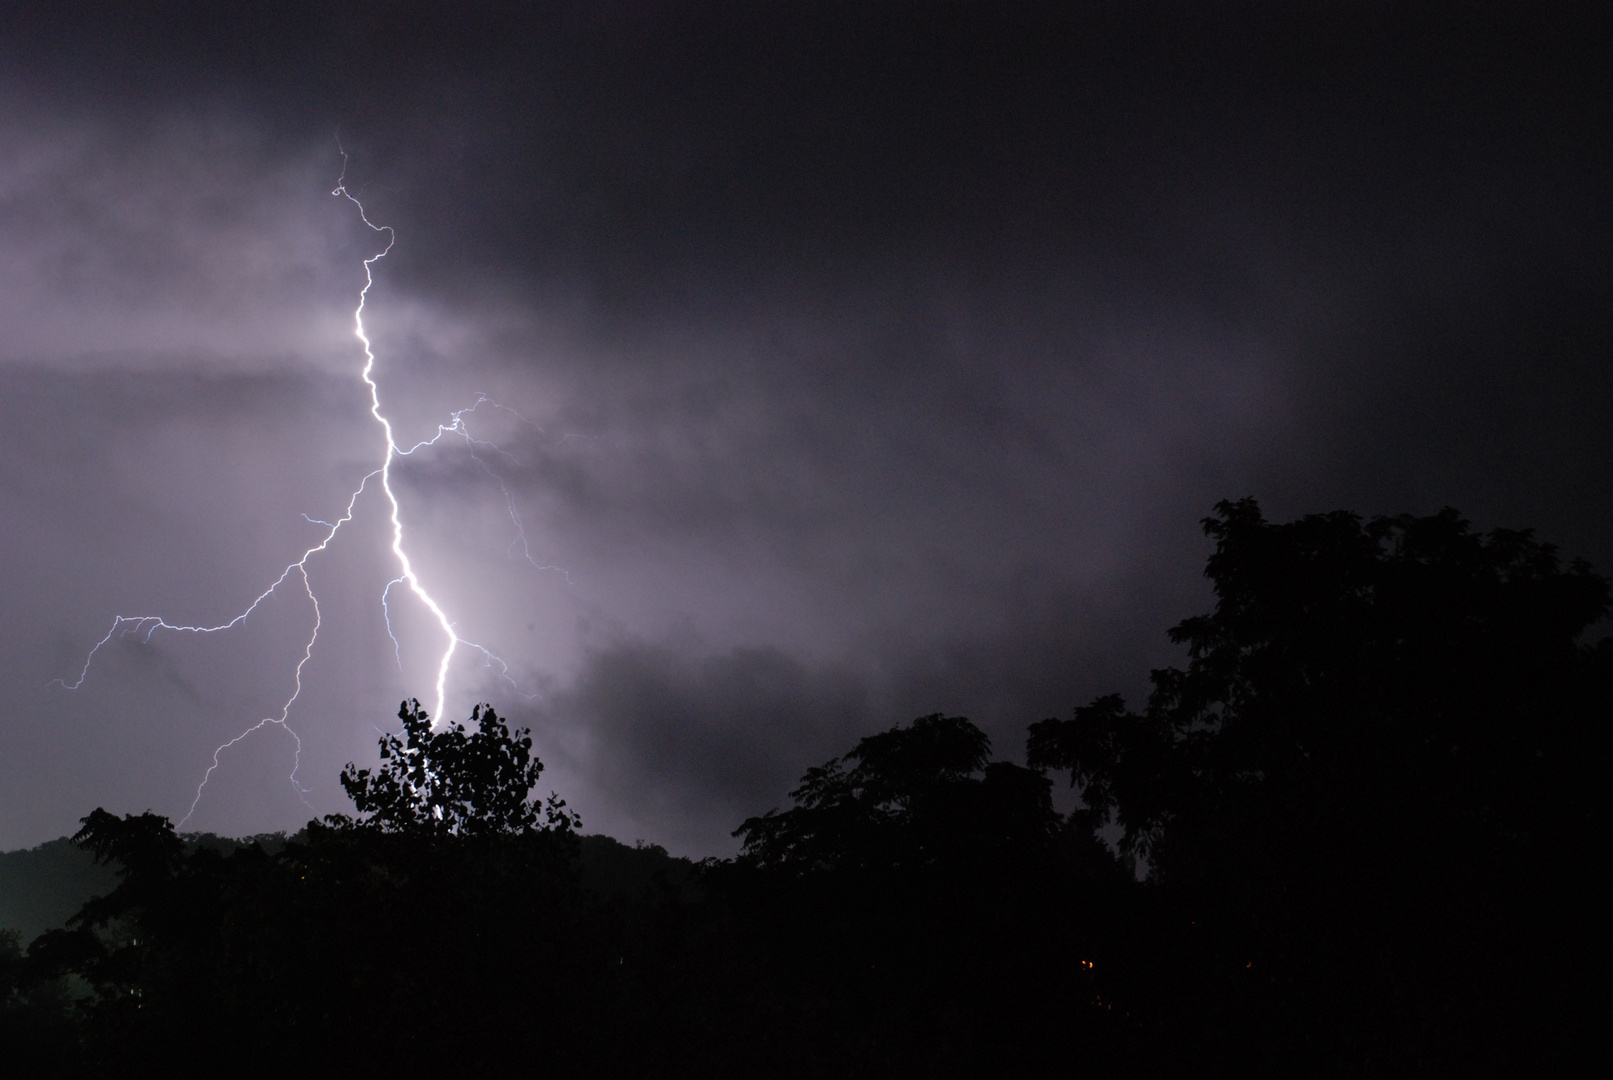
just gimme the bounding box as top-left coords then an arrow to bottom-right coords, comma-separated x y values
1029,497 -> 1610,871
735,712 -> 1060,873
336,698 -> 579,836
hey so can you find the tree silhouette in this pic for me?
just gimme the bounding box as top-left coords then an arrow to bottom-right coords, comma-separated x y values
1029,498 -> 1612,1073
19,702 -> 602,1079
1031,500 -> 1610,861
336,698 -> 579,836
720,714 -> 1130,1076
734,712 -> 1041,871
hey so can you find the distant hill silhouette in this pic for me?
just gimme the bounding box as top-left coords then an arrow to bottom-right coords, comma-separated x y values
0,837 -> 116,943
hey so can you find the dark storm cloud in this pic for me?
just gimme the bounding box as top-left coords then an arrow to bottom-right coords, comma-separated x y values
2,3 -> 1609,852
526,642 -> 869,854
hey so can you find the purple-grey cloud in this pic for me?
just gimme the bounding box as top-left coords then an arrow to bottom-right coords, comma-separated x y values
1,4 -> 1608,853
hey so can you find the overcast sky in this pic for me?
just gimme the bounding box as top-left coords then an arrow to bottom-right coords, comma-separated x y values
2,3 -> 1609,854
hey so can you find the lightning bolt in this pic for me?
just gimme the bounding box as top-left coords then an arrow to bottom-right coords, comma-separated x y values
331,165 -> 466,728
53,148 -> 563,828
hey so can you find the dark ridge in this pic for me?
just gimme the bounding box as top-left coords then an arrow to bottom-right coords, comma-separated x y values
0,838 -> 117,945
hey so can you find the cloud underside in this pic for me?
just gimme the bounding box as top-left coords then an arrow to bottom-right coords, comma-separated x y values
0,5 -> 1609,851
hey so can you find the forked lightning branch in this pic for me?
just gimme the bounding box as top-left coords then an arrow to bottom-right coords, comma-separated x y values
52,154 -> 553,826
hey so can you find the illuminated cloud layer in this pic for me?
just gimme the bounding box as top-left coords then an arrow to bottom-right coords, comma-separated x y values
2,5 -> 1608,853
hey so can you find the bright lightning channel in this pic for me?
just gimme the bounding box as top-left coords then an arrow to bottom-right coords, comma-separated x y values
53,152 -> 560,827
333,168 -> 465,728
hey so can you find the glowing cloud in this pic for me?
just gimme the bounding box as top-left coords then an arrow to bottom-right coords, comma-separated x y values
53,151 -> 556,827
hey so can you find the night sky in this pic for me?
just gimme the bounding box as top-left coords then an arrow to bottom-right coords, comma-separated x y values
2,3 -> 1609,854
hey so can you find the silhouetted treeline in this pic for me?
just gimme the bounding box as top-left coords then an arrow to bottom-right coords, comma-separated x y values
5,501 -> 1606,1078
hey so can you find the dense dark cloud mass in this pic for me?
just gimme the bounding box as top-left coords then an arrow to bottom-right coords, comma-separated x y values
2,3 -> 1609,853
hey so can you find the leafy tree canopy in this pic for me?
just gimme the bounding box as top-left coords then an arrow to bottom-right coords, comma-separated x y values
1029,498 -> 1611,872
735,713 -> 1059,872
1027,498 -> 1612,1074
337,699 -> 579,837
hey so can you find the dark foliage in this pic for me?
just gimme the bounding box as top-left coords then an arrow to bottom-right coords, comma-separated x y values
337,698 -> 580,836
734,712 -> 1041,871
0,927 -> 80,1077
712,714 -> 1137,1077
1030,499 -> 1612,1074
